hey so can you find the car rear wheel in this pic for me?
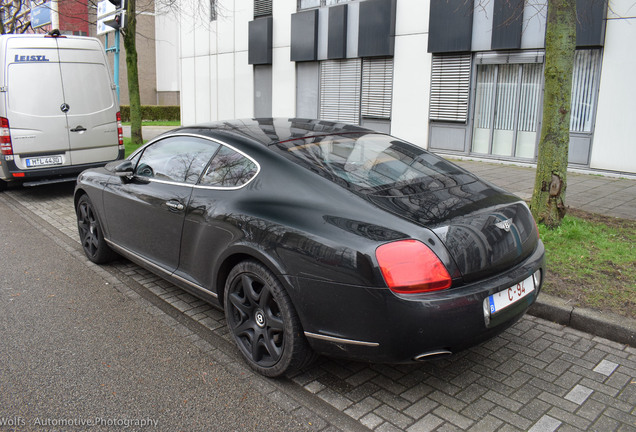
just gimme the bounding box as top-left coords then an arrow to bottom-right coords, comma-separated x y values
76,194 -> 117,264
224,260 -> 314,377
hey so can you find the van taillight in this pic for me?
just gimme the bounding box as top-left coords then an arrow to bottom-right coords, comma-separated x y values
116,112 -> 124,149
0,117 -> 12,155
376,240 -> 452,294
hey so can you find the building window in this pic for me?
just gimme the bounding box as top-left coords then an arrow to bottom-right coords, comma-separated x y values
254,65 -> 273,117
254,0 -> 272,17
210,0 -> 217,21
468,49 -> 602,160
299,0 -> 321,9
298,0 -> 352,10
361,57 -> 393,120
471,62 -> 543,159
570,49 -> 602,133
319,57 -> 393,127
320,59 -> 362,124
429,54 -> 471,123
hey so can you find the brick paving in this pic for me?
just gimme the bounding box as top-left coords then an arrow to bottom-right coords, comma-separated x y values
2,181 -> 635,432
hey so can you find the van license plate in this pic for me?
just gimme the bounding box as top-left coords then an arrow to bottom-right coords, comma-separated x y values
487,275 -> 534,315
26,156 -> 63,167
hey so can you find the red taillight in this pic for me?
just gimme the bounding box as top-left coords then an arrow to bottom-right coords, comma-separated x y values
376,240 -> 452,294
0,117 -> 13,155
116,111 -> 124,148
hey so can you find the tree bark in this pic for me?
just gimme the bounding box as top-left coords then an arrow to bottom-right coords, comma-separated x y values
123,0 -> 143,145
530,0 -> 576,228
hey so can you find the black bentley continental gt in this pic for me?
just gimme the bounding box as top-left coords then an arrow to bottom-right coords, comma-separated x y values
75,118 -> 544,377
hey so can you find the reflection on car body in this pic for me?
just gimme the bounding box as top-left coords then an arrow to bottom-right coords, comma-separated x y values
75,118 -> 544,377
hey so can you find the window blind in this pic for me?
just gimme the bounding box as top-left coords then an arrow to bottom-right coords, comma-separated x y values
361,57 -> 393,119
254,0 -> 272,17
319,59 -> 361,124
570,49 -> 601,133
429,54 -> 471,122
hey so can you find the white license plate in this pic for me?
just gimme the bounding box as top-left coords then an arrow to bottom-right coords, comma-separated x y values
487,275 -> 535,315
25,156 -> 63,167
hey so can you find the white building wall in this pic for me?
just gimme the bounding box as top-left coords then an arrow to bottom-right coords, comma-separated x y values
194,56 -> 211,123
180,57 -> 195,123
235,51 -> 254,118
589,0 -> 636,173
154,2 -> 180,93
271,1 -> 296,117
158,0 -> 636,174
172,0 -> 253,125
391,0 -> 431,149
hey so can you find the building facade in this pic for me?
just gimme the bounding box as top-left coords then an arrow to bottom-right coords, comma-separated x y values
155,0 -> 636,175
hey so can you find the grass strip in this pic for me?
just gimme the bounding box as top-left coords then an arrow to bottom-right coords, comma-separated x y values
539,209 -> 636,319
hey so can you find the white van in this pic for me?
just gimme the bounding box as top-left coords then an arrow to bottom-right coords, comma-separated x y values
0,32 -> 123,190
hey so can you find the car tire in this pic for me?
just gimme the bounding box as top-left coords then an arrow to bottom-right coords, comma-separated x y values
76,194 -> 117,264
0,179 -> 6,192
224,260 -> 315,377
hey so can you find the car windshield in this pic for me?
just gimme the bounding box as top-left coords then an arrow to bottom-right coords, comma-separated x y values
275,133 -> 473,193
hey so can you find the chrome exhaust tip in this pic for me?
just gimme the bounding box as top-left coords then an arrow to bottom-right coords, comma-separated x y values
414,350 -> 452,361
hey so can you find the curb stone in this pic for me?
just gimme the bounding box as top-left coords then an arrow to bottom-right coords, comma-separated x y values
529,293 -> 636,347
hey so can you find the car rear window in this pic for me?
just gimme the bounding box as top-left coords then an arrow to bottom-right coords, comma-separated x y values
274,133 -> 473,193
199,145 -> 258,188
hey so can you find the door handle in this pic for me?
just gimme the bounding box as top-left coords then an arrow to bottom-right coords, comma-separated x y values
166,201 -> 185,211
70,126 -> 87,133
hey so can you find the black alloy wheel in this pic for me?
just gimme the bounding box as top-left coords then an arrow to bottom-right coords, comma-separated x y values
76,194 -> 116,264
224,260 -> 314,377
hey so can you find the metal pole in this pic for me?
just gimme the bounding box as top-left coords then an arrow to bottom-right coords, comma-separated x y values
50,0 -> 59,30
104,30 -> 120,102
114,30 -> 120,102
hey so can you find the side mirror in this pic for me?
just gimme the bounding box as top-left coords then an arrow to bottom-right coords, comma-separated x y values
114,160 -> 134,177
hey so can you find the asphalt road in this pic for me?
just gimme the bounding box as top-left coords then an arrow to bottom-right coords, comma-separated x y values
0,197 -> 311,431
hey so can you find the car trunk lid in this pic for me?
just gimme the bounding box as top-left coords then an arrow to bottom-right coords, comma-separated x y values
368,179 -> 538,283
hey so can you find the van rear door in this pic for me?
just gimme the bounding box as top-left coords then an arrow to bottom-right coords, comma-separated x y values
57,37 -> 119,165
5,37 -> 71,168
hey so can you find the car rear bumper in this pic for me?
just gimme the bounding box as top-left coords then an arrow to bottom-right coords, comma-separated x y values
0,149 -> 124,183
294,240 -> 545,363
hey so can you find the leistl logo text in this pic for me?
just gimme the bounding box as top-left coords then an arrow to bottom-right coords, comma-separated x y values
14,55 -> 50,62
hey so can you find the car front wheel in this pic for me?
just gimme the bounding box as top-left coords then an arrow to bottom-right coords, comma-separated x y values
224,260 -> 314,377
76,194 -> 116,264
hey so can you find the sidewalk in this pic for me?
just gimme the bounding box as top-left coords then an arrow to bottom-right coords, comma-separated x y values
451,158 -> 636,220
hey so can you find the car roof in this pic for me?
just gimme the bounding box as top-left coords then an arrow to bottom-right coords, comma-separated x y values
169,118 -> 375,147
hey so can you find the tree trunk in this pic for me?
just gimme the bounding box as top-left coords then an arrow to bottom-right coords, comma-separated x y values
530,0 -> 576,228
123,0 -> 143,145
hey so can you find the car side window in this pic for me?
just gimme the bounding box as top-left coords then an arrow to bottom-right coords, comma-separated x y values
198,145 -> 258,187
135,137 -> 220,184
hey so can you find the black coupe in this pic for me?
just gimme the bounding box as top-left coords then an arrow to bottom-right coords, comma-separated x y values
75,118 -> 544,377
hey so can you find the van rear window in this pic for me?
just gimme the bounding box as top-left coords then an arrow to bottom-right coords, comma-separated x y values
60,63 -> 114,114
7,63 -> 64,116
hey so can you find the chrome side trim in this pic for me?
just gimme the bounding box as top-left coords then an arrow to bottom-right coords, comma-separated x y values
127,132 -> 261,191
106,239 -> 172,278
172,273 -> 218,299
304,332 -> 379,347
104,239 -> 218,299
